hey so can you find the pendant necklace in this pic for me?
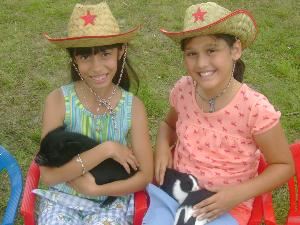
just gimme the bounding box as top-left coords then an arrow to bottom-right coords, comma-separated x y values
196,63 -> 235,113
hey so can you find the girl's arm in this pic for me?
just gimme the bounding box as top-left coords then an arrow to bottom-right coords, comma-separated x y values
193,122 -> 295,221
155,107 -> 178,185
238,122 -> 294,199
69,96 -> 154,196
40,89 -> 137,186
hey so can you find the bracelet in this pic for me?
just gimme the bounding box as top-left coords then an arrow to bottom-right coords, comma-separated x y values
76,154 -> 86,175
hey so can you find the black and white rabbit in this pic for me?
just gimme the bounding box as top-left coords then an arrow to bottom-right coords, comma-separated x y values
160,168 -> 215,225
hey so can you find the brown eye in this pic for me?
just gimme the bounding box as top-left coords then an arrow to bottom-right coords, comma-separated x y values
79,54 -> 90,60
101,50 -> 112,57
207,49 -> 216,54
185,51 -> 197,57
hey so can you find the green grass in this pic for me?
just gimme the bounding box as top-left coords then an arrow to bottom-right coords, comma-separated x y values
0,0 -> 299,224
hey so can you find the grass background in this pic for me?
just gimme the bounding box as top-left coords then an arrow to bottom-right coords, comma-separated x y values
0,0 -> 299,224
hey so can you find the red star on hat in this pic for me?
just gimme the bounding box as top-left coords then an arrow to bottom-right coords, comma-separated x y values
192,7 -> 207,22
80,10 -> 97,26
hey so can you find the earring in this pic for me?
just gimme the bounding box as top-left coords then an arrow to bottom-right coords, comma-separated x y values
72,62 -> 84,81
116,44 -> 127,86
232,61 -> 236,77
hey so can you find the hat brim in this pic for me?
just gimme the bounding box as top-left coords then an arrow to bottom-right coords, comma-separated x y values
44,25 -> 140,48
160,10 -> 257,49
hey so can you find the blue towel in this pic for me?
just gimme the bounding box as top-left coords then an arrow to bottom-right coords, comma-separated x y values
142,184 -> 238,225
142,184 -> 179,225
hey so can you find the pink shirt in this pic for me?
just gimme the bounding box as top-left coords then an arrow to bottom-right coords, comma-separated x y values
170,76 -> 281,225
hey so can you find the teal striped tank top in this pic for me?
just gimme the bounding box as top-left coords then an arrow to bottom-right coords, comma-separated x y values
51,83 -> 133,199
62,83 -> 132,144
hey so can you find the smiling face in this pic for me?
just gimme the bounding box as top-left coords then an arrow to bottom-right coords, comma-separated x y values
74,45 -> 124,90
182,35 -> 242,95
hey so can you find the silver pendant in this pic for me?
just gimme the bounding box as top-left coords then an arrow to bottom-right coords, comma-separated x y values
208,98 -> 216,113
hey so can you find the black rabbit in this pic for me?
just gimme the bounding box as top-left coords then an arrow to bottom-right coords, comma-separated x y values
35,125 -> 137,206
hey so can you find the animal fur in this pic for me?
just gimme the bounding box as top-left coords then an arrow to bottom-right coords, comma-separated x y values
35,125 -> 137,205
160,168 -> 215,225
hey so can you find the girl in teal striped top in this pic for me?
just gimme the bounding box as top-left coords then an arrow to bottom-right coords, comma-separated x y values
35,2 -> 153,225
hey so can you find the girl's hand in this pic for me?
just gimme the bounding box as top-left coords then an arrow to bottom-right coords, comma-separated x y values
67,172 -> 100,196
155,146 -> 173,185
108,142 -> 139,174
192,186 -> 243,222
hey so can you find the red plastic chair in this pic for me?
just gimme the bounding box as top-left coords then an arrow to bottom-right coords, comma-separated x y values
286,141 -> 300,225
20,160 -> 148,225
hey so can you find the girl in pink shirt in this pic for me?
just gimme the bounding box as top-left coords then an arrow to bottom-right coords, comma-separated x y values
153,2 -> 294,225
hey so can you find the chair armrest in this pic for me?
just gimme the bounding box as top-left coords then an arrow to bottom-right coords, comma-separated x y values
133,190 -> 149,225
20,161 -> 40,225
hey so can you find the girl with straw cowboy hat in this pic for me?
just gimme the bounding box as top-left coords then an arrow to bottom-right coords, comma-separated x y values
148,2 -> 294,225
34,2 -> 153,225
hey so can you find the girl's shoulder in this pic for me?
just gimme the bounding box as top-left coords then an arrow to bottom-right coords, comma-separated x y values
46,87 -> 64,103
241,84 -> 275,107
44,84 -> 73,115
60,82 -> 75,97
122,88 -> 134,99
131,95 -> 146,112
171,76 -> 194,96
241,84 -> 281,134
169,76 -> 194,109
173,76 -> 193,89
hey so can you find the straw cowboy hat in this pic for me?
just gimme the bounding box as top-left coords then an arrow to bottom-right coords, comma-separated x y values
160,2 -> 257,49
44,2 -> 140,48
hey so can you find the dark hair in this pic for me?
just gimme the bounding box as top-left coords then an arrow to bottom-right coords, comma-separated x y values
180,34 -> 245,82
67,43 -> 139,92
